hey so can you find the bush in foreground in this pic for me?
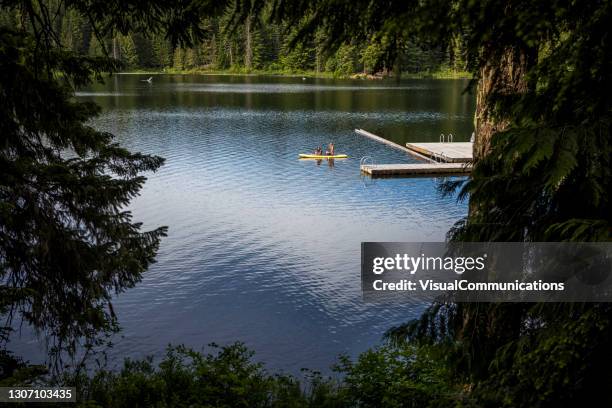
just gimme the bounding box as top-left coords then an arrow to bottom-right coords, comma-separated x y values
77,343 -> 342,407
69,342 -> 458,407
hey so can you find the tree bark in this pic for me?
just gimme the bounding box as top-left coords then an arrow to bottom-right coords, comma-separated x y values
244,15 -> 252,70
474,45 -> 531,161
209,34 -> 216,67
393,54 -> 401,83
112,36 -> 119,60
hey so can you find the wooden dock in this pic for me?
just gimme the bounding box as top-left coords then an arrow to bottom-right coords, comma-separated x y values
354,128 -> 474,177
361,163 -> 472,177
405,142 -> 472,163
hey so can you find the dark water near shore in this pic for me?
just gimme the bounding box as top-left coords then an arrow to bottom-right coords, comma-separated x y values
15,74 -> 474,374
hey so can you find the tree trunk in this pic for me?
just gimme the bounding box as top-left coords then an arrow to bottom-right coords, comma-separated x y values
244,16 -> 252,70
473,45 -> 531,161
393,55 -> 401,83
112,36 -> 119,60
210,34 -> 217,67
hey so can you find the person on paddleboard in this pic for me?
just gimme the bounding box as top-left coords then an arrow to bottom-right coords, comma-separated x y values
328,142 -> 335,156
314,146 -> 323,155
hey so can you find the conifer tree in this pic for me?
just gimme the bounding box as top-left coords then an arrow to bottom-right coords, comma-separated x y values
120,35 -> 138,68
151,34 -> 173,68
173,46 -> 185,70
184,47 -> 200,69
0,0 -> 215,370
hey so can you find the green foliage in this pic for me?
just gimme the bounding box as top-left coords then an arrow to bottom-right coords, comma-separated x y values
172,47 -> 185,70
360,39 -> 384,74
281,42 -> 314,72
1,1 -> 464,76
119,35 -> 138,68
326,44 -> 358,77
15,342 -> 457,407
0,21 -> 166,368
477,305 -> 612,407
76,343 -> 344,408
334,344 -> 460,408
0,0 -> 224,371
151,34 -> 173,68
88,34 -> 105,57
0,350 -> 47,386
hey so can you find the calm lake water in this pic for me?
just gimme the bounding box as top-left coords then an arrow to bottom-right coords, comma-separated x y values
18,74 -> 474,374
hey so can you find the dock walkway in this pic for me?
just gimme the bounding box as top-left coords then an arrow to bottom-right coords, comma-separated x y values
355,128 -> 473,177
361,163 -> 472,177
355,129 -> 435,162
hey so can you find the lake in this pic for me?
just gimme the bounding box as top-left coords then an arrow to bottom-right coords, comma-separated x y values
17,74 -> 474,374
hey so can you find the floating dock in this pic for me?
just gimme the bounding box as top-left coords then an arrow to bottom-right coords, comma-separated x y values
361,163 -> 472,177
355,128 -> 473,177
405,142 -> 472,163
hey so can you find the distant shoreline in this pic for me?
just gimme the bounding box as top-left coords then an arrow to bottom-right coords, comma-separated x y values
116,68 -> 472,80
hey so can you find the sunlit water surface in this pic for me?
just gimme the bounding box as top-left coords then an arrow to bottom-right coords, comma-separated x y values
16,75 -> 474,374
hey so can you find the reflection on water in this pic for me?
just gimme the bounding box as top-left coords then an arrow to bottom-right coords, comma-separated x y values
16,74 -> 473,374
169,83 -> 430,93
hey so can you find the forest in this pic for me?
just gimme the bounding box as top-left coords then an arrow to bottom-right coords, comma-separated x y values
0,4 -> 468,77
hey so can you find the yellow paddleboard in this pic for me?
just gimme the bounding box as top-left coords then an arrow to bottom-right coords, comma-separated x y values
299,154 -> 348,159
